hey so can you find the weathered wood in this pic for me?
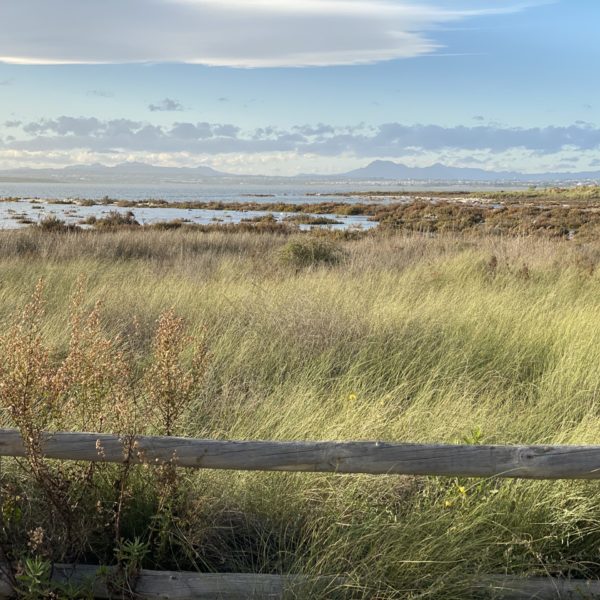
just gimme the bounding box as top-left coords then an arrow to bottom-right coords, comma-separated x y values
1,429 -> 600,479
1,567 -> 599,600
0,564 -> 338,599
481,575 -> 600,599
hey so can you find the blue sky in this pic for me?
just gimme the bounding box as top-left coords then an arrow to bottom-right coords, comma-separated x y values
0,0 -> 598,175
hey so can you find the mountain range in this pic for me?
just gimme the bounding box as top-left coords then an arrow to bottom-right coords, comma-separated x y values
1,160 -> 600,183
0,162 -> 229,183
340,160 -> 600,182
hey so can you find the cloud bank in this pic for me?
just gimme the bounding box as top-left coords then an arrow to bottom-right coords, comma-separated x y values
0,0 -> 531,67
4,117 -> 600,157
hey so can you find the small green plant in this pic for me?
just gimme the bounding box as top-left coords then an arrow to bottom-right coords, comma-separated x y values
101,538 -> 150,599
462,427 -> 484,445
115,537 -> 149,578
15,556 -> 51,600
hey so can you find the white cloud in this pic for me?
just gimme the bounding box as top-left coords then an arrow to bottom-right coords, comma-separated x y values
1,115 -> 599,174
0,0 -> 534,67
87,90 -> 114,98
148,98 -> 185,112
1,145 -> 599,177
7,117 -> 600,156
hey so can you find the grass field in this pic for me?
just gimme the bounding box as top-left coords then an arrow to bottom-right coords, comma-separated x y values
1,222 -> 600,598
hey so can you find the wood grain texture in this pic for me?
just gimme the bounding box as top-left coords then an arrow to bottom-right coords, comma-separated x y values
481,575 -> 600,599
2,429 -> 600,479
1,567 -> 599,599
0,565 -> 338,599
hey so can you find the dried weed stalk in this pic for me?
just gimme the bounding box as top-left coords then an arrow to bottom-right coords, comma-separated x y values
0,280 -> 210,593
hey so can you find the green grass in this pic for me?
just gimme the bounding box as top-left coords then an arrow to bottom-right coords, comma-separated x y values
1,227 -> 600,597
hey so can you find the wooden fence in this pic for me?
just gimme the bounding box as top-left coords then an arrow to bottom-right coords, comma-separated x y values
2,429 -> 600,479
2,428 -> 600,599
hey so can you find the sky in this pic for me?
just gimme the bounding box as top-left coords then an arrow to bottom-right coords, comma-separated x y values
0,0 -> 599,175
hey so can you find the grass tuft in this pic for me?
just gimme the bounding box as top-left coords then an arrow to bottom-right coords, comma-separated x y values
279,236 -> 345,269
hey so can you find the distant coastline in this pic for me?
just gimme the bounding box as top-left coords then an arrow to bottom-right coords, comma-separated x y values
1,160 -> 600,187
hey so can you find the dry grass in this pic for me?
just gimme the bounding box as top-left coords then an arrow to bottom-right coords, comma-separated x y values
0,227 -> 600,597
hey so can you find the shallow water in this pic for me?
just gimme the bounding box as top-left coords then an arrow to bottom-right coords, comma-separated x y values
0,178 -> 518,230
0,180 -> 407,205
0,177 -> 524,205
0,199 -> 377,231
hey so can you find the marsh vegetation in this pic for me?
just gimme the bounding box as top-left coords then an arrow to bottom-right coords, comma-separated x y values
1,190 -> 600,597
5,185 -> 600,240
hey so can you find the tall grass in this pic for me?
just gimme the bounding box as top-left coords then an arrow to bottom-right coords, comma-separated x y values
1,228 -> 600,597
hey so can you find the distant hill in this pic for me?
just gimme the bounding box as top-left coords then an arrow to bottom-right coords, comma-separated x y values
0,162 -> 232,183
340,160 -> 600,182
2,160 -> 600,184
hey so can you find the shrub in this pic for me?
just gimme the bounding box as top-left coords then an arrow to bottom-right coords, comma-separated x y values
241,213 -> 278,223
279,236 -> 345,269
147,220 -> 186,230
282,215 -> 343,226
95,210 -> 140,229
35,215 -> 78,233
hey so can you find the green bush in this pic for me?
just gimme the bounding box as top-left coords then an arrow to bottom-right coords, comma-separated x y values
279,236 -> 345,268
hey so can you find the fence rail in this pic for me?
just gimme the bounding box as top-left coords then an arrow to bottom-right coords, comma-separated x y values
0,565 -> 597,599
3,428 -> 600,598
1,429 -> 600,479
0,565 -> 333,600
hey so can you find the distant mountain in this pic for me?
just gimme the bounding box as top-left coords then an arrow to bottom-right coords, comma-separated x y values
2,160 -> 600,185
340,160 -> 600,182
0,162 -> 233,183
64,161 -> 227,177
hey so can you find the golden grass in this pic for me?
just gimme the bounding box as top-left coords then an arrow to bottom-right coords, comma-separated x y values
1,227 -> 600,597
